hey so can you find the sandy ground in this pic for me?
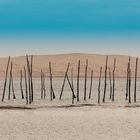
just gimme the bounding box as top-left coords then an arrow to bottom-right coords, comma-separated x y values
0,106 -> 140,140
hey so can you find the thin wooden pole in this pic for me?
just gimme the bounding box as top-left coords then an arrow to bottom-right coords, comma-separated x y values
84,59 -> 88,101
71,68 -> 74,90
49,62 -> 55,101
109,67 -> 112,100
66,73 -> 76,104
26,55 -> 31,104
2,56 -> 10,102
43,73 -> 46,99
49,62 -> 53,101
128,68 -> 131,103
30,55 -> 34,102
103,56 -> 108,102
10,62 -> 16,99
112,58 -> 116,102
8,62 -> 12,100
59,62 -> 70,100
11,73 -> 16,99
126,57 -> 131,101
24,67 -> 28,104
128,57 -> 131,104
77,60 -> 80,102
20,70 -> 24,99
98,67 -> 102,104
52,89 -> 55,99
41,70 -> 43,99
126,62 -> 129,100
89,69 -> 93,99
134,57 -> 138,103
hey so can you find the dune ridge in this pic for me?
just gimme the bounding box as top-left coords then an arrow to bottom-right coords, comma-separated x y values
0,53 -> 138,77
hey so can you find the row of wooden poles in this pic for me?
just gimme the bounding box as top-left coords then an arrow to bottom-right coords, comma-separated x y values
2,55 -> 33,104
1,55 -> 139,104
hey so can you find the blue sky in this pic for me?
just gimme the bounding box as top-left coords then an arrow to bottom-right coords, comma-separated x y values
0,0 -> 140,56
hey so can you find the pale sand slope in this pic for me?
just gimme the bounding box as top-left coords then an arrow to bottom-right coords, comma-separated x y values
0,107 -> 140,140
0,53 -> 138,77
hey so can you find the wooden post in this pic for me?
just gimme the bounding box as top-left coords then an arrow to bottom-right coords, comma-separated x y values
26,55 -> 31,104
41,70 -> 43,99
20,70 -> 24,99
128,68 -> 131,103
8,62 -> 16,100
59,63 -> 70,100
41,71 -> 46,99
112,58 -> 116,102
49,62 -> 55,101
103,56 -> 108,102
128,57 -> 131,103
10,62 -> 16,99
30,55 -> 34,102
109,67 -> 112,100
49,62 -> 52,101
134,57 -> 138,103
11,74 -> 16,99
77,60 -> 80,102
66,73 -> 76,104
2,56 -> 10,102
84,59 -> 88,101
43,73 -> 46,99
89,70 -> 93,99
8,62 -> 12,100
126,62 -> 129,100
98,67 -> 102,104
24,67 -> 28,104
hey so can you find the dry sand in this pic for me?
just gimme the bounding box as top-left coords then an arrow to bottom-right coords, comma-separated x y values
0,53 -> 138,77
0,106 -> 140,140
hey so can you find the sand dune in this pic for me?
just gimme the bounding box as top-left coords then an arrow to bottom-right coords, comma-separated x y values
0,53 -> 138,77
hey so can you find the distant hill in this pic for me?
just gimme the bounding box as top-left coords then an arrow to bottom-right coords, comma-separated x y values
0,53 -> 138,78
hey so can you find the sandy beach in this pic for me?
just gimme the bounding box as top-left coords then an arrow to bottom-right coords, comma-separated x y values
0,106 -> 140,140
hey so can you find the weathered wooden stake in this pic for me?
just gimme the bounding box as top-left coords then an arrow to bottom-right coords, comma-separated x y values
8,62 -> 16,100
20,70 -> 24,99
2,56 -> 10,102
103,56 -> 108,102
112,58 -> 116,102
8,62 -> 12,100
128,68 -> 131,103
109,67 -> 112,100
24,67 -> 28,104
11,75 -> 16,99
49,62 -> 55,101
134,57 -> 138,103
89,69 -> 93,99
10,62 -> 16,99
84,59 -> 88,101
128,57 -> 131,103
126,62 -> 129,100
43,73 -> 46,99
59,62 -> 70,100
30,55 -> 34,102
77,60 -> 80,102
66,73 -> 76,104
26,55 -> 31,104
41,70 -> 43,99
98,67 -> 102,104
